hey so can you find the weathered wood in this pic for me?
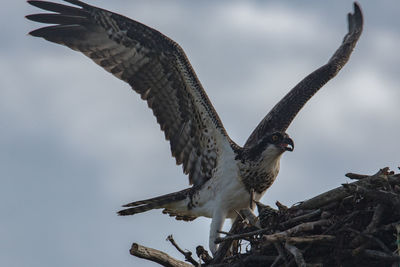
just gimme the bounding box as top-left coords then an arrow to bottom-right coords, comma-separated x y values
294,167 -> 398,210
285,242 -> 306,267
130,243 -> 193,267
215,219 -> 331,244
166,235 -> 198,266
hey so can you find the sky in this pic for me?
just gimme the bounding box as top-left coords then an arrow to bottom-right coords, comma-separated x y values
2,0 -> 399,266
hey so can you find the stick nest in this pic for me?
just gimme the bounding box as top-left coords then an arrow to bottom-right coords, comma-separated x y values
131,167 -> 400,267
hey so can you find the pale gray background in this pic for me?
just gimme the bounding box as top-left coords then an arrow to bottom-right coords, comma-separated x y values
2,1 -> 399,266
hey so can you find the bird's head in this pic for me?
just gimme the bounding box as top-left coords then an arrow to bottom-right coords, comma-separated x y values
261,131 -> 294,156
245,131 -> 294,162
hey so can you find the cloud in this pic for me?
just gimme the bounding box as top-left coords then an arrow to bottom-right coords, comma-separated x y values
220,2 -> 321,42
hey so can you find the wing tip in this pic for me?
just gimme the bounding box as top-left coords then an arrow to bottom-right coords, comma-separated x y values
27,0 -> 39,6
27,26 -> 45,37
26,25 -> 57,38
348,2 -> 363,33
117,209 -> 131,216
353,2 -> 361,13
25,14 -> 45,23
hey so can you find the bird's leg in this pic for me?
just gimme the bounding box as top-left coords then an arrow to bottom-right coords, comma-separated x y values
249,188 -> 254,208
209,210 -> 227,256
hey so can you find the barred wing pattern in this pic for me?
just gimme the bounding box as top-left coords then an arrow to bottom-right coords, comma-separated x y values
27,0 -> 235,187
244,3 -> 363,147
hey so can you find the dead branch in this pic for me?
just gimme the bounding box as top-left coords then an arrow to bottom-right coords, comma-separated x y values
130,243 -> 193,267
294,167 -> 395,210
345,173 -> 369,180
284,235 -> 335,244
166,235 -> 198,266
285,242 -> 306,267
281,209 -> 322,228
362,249 -> 400,262
196,246 -> 212,265
215,219 -> 330,244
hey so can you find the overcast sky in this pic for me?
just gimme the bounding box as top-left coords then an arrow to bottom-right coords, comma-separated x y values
2,1 -> 399,266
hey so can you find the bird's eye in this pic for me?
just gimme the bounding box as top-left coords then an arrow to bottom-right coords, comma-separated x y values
271,134 -> 279,142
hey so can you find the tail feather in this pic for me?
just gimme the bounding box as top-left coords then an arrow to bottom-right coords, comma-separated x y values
117,188 -> 191,216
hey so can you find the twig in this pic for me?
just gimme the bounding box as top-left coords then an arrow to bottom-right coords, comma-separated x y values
363,233 -> 392,254
240,209 -> 260,227
271,242 -> 288,267
130,243 -> 193,267
216,219 -> 331,244
166,235 -> 198,266
285,243 -> 306,267
285,235 -> 335,244
270,254 -> 283,267
347,228 -> 392,255
343,184 -> 400,214
293,184 -> 349,210
362,249 -> 400,262
350,204 -> 385,247
345,173 -> 369,180
281,209 -> 322,228
379,221 -> 400,232
366,204 -> 385,232
196,246 -> 212,265
396,224 -> 400,255
276,201 -> 288,211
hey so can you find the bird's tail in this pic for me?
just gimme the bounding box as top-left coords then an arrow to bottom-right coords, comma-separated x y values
117,188 -> 192,218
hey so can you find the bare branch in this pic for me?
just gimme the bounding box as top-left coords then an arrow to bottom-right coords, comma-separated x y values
166,235 -> 198,266
196,246 -> 212,265
362,249 -> 400,262
345,173 -> 369,180
285,235 -> 335,244
295,168 -> 399,210
216,219 -> 331,244
130,243 -> 193,267
285,243 -> 306,267
281,209 -> 322,228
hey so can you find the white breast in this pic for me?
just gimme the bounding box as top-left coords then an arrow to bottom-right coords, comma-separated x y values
191,139 -> 251,219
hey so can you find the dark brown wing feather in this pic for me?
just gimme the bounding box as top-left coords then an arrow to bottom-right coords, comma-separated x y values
245,3 -> 363,147
27,0 -> 237,187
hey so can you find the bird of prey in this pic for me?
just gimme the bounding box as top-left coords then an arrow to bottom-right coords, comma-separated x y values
27,0 -> 363,255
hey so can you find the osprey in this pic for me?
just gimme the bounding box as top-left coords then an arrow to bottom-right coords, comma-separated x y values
27,0 -> 363,255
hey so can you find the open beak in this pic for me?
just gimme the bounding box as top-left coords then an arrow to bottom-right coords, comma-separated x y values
281,137 -> 294,152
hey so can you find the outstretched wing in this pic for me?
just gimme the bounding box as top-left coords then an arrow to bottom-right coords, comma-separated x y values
245,3 -> 363,147
27,0 -> 236,187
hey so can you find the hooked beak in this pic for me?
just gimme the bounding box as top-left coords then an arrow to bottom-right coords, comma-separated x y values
281,137 -> 294,152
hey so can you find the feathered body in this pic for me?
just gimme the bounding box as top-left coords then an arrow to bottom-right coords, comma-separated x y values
27,0 -> 363,255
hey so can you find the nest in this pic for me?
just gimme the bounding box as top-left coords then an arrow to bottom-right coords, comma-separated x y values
130,167 -> 400,267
